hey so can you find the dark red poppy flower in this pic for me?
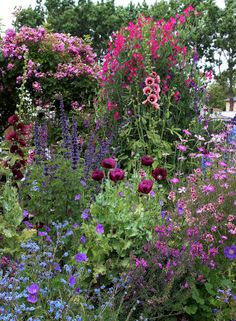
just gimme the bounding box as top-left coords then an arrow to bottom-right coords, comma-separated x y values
141,155 -> 154,166
17,148 -> 24,158
109,168 -> 125,182
138,180 -> 153,194
101,158 -> 116,169
91,169 -> 104,181
152,167 -> 167,182
12,169 -> 24,180
10,144 -> 19,154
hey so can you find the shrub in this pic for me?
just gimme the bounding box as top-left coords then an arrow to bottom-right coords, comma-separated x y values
0,27 -> 99,126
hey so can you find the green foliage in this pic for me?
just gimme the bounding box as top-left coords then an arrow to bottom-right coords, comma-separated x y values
0,182 -> 25,255
20,154 -> 91,225
80,175 -> 164,277
207,81 -> 226,111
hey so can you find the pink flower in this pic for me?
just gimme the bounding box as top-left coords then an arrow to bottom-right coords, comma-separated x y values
177,144 -> 187,152
168,191 -> 176,201
202,185 -> 215,194
113,111 -> 120,121
145,77 -> 155,86
152,103 -> 160,110
182,129 -> 192,136
152,84 -> 160,93
218,161 -> 227,167
8,114 -> 19,125
143,86 -> 152,95
32,81 -> 42,92
5,131 -> 18,141
147,94 -> 158,104
135,257 -> 148,268
170,177 -> 180,184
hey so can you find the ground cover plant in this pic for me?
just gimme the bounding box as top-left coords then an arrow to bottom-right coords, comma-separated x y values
0,3 -> 235,321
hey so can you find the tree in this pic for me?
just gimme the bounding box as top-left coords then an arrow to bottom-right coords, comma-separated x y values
215,0 -> 236,110
207,82 -> 227,111
13,0 -> 45,28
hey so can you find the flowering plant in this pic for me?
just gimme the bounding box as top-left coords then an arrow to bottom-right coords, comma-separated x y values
98,6 -> 209,169
0,27 -> 99,125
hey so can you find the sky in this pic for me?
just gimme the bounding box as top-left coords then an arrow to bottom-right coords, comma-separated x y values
0,0 -> 226,31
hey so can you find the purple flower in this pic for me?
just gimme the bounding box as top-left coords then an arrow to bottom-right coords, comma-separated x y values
70,116 -> 79,170
68,275 -> 76,287
74,194 -> 81,201
53,262 -> 61,272
224,245 -> 236,260
27,294 -> 38,304
75,287 -> 81,293
23,210 -> 29,218
177,206 -> 184,216
149,190 -> 156,197
202,185 -> 215,194
80,180 -> 87,187
96,224 -> 104,234
18,263 -> 24,271
27,284 -> 39,294
74,252 -> 88,263
177,144 -> 187,152
80,235 -> 86,243
81,209 -> 90,220
38,231 -> 47,237
24,221 -> 33,229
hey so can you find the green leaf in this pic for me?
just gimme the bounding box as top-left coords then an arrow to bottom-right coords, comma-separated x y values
184,305 -> 198,315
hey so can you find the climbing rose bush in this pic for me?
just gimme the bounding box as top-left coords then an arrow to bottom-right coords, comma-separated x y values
0,27 -> 99,124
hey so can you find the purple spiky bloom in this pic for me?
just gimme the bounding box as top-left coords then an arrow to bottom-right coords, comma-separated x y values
70,116 -> 79,170
59,99 -> 71,159
34,121 -> 42,163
